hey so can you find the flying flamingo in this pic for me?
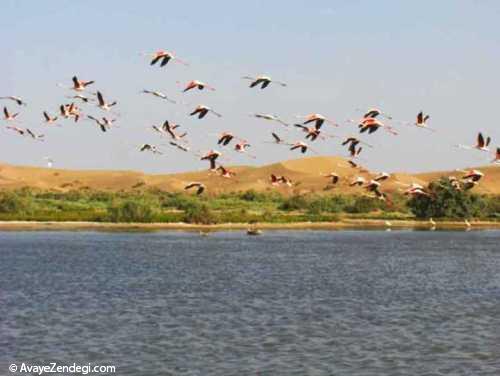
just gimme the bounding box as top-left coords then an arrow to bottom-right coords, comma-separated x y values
140,144 -> 162,154
493,147 -> 500,163
350,176 -> 366,186
87,115 -> 117,132
184,182 -> 206,195
162,121 -> 187,141
323,172 -> 339,184
200,150 -> 222,170
58,76 -> 94,92
242,75 -> 287,89
190,105 -> 222,119
462,180 -> 479,190
359,118 -> 398,135
3,107 -> 19,121
298,113 -> 338,128
234,141 -> 254,158
182,80 -> 215,93
251,113 -> 289,127
67,94 -> 93,103
96,91 -> 117,111
414,111 -> 434,131
373,172 -> 391,182
0,96 -> 27,106
6,125 -> 26,136
457,132 -> 491,152
141,90 -> 176,104
461,169 -> 484,182
290,141 -> 315,154
169,141 -> 190,152
144,50 -> 189,67
43,111 -> 59,126
216,165 -> 236,178
361,108 -> 392,120
293,124 -> 324,141
217,132 -> 235,146
25,129 -> 45,141
404,187 -> 431,198
269,132 -> 286,144
270,174 -> 292,187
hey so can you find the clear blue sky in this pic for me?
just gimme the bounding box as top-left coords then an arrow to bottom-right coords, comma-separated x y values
1,0 -> 499,173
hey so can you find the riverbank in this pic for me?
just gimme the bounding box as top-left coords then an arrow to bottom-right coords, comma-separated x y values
0,219 -> 499,231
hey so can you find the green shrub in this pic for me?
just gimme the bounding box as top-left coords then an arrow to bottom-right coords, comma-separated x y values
345,196 -> 380,214
183,204 -> 217,224
407,178 -> 487,219
0,192 -> 34,214
108,199 -> 157,222
279,195 -> 308,211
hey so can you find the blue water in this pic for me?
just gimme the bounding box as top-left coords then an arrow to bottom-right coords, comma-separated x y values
1,230 -> 500,375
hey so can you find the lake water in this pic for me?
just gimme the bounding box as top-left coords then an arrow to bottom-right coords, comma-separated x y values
1,230 -> 499,375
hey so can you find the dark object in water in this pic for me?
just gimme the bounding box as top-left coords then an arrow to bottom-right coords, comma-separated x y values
247,228 -> 262,236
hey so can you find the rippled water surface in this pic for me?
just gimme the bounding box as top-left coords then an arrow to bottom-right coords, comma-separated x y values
1,230 -> 500,375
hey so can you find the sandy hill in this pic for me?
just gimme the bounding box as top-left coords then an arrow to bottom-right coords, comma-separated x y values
0,156 -> 498,195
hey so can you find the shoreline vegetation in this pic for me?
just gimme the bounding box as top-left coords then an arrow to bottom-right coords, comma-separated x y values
0,177 -> 498,231
0,219 -> 499,231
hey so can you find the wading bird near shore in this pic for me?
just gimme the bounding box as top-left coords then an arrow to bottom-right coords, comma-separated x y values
242,75 -> 287,89
44,157 -> 54,168
185,182 -> 205,195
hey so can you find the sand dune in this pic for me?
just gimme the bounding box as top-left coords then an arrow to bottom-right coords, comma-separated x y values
0,156 -> 498,195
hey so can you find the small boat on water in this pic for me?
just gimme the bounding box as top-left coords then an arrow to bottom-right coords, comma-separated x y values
246,228 -> 262,236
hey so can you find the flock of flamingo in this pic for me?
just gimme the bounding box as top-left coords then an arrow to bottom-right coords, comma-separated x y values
1,48 -> 499,202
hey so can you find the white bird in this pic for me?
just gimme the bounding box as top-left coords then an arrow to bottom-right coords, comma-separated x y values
141,90 -> 176,104
251,113 -> 289,127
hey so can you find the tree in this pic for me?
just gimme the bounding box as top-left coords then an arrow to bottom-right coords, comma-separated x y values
407,178 -> 486,219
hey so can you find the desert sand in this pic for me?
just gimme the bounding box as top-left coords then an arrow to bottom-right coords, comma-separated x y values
1,156 -> 498,195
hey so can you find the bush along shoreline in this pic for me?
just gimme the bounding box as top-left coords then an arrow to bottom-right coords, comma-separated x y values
0,179 -> 498,224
